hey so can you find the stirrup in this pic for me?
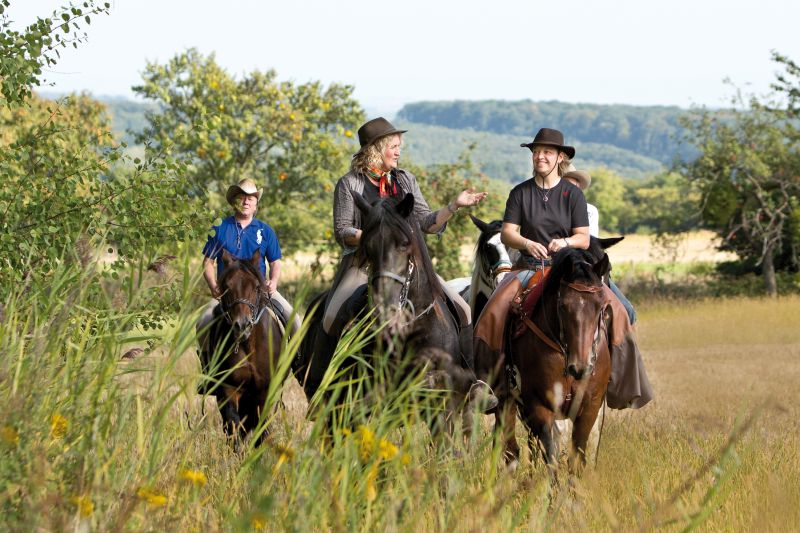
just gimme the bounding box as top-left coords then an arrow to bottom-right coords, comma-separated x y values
468,380 -> 499,413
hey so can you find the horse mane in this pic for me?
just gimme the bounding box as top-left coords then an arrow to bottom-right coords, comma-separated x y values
541,247 -> 602,303
359,196 -> 446,304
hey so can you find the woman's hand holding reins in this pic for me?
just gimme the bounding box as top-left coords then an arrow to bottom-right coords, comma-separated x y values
526,239 -> 549,260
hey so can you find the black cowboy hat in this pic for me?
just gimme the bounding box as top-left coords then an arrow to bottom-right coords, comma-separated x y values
520,128 -> 576,159
354,117 -> 407,157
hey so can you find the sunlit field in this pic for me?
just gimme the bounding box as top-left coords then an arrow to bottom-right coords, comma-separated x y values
1,260 -> 798,531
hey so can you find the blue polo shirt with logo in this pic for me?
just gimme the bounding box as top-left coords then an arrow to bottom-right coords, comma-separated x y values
202,216 -> 282,278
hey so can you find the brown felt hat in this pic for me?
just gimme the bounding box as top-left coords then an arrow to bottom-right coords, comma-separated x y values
353,117 -> 407,157
563,169 -> 592,190
520,128 -> 576,159
225,178 -> 262,206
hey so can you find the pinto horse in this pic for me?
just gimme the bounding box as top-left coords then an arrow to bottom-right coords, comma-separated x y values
200,249 -> 283,446
297,193 -> 475,436
497,239 -> 620,478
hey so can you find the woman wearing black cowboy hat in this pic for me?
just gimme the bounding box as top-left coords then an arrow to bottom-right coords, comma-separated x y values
310,117 -> 496,408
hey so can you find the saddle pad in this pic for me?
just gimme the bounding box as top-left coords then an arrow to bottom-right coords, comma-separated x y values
511,268 -> 549,340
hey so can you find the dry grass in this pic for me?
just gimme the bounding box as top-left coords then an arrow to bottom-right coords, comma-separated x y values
3,269 -> 800,531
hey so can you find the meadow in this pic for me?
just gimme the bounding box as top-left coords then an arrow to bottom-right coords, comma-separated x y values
1,253 -> 799,531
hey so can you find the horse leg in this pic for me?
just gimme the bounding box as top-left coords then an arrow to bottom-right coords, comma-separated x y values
217,389 -> 242,446
527,406 -> 559,484
494,398 -> 520,470
569,395 -> 604,476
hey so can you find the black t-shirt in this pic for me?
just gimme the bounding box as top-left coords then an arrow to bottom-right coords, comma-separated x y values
503,178 -> 589,251
362,174 -> 405,204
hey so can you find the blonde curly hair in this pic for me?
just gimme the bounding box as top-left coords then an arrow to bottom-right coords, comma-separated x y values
351,134 -> 402,175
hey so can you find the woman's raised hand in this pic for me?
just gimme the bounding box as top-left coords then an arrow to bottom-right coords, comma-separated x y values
455,188 -> 488,208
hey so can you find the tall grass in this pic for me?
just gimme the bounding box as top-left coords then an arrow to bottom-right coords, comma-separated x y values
1,256 -> 798,531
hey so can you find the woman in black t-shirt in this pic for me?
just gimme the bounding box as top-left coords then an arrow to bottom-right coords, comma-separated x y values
501,128 -> 589,266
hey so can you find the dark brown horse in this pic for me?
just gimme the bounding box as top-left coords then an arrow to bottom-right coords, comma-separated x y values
296,193 -> 476,437
200,249 -> 283,446
497,239 -> 620,478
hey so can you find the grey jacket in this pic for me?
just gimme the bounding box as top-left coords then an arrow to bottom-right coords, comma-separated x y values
333,169 -> 446,255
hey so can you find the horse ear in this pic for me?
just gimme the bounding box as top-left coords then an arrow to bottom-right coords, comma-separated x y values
351,191 -> 372,216
250,249 -> 261,269
396,193 -> 415,218
470,214 -> 490,233
598,236 -> 624,249
593,253 -> 611,279
221,249 -> 234,268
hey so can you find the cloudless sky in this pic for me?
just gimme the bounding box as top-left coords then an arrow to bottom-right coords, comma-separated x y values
10,0 -> 800,115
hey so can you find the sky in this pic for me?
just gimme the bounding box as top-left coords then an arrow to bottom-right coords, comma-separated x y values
10,0 -> 800,115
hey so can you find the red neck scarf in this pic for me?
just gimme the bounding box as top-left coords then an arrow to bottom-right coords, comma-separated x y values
366,167 -> 398,198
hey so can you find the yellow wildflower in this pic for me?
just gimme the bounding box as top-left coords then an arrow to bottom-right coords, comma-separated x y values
209,80 -> 219,90
378,438 -> 398,461
252,513 -> 267,530
357,425 -> 375,461
278,172 -> 287,181
344,129 -> 353,138
197,147 -> 207,158
71,495 -> 94,517
50,414 -> 68,439
218,104 -> 225,112
137,487 -> 168,507
0,425 -> 19,446
341,427 -> 351,436
179,469 -> 207,487
401,452 -> 412,466
289,113 -> 295,121
365,464 -> 378,502
324,230 -> 333,240
216,150 -> 227,159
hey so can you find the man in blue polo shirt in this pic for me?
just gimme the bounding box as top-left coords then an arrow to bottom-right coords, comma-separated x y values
197,178 -> 299,342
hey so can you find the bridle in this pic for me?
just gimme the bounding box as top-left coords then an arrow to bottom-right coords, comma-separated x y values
481,233 -> 512,289
370,255 -> 436,326
554,280 -> 608,377
220,277 -> 271,354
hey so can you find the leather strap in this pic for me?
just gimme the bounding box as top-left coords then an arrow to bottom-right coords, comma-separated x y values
520,315 -> 564,353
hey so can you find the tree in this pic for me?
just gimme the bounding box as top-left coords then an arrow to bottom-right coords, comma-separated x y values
0,0 -> 110,107
132,49 -> 365,249
583,167 -> 627,232
409,146 -> 509,279
680,80 -> 800,296
0,2 -> 205,327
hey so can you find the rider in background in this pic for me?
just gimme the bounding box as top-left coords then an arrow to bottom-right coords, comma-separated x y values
563,168 -> 637,324
198,178 -> 300,341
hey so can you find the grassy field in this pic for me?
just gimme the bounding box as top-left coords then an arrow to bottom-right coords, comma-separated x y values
1,262 -> 799,531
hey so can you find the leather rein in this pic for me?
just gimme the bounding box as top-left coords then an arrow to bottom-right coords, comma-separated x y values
519,279 -> 608,377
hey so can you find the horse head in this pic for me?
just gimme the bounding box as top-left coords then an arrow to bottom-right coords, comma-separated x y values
353,191 -> 442,335
219,249 -> 266,342
548,238 -> 621,380
470,215 -> 511,289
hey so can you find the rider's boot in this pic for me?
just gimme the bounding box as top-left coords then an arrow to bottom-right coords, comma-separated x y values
459,322 -> 498,413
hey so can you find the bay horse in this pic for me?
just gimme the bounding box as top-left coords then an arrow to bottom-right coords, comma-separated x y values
497,239 -> 620,479
296,193 -> 475,438
200,249 -> 283,446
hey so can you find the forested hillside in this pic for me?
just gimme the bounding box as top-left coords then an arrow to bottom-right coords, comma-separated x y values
398,121 -> 664,181
397,99 -> 695,165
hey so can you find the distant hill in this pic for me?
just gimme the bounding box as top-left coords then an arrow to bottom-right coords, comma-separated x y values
87,96 -> 682,181
397,121 -> 665,182
397,99 -> 697,167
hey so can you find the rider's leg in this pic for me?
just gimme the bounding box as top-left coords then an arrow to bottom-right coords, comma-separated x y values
323,255 -> 367,334
268,291 -> 302,338
607,277 -> 636,325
